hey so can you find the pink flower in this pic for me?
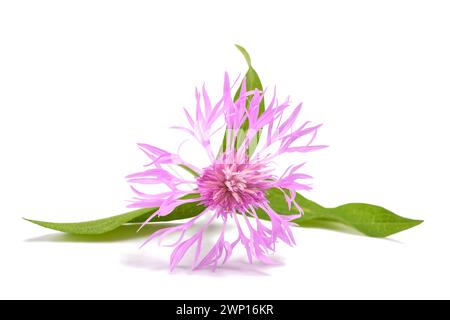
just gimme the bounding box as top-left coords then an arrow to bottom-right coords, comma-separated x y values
127,73 -> 325,271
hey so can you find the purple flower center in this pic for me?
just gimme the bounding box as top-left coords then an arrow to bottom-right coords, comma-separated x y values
197,161 -> 272,214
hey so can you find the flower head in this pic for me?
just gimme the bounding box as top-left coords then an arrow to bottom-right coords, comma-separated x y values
197,159 -> 273,214
127,73 -> 325,271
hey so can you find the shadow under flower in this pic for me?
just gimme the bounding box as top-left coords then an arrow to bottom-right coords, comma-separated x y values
121,252 -> 283,276
25,223 -> 181,243
119,222 -> 283,275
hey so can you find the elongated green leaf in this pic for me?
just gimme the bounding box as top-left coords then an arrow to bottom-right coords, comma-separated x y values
221,45 -> 265,155
25,197 -> 206,235
25,208 -> 155,235
26,188 -> 421,237
233,45 -> 264,115
263,188 -> 423,237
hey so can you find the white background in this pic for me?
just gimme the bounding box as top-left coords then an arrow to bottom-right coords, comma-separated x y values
1,0 -> 449,299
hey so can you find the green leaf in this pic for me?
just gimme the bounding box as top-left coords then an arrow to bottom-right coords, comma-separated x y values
233,45 -> 264,113
25,208 -> 156,235
26,188 -> 422,238
25,196 -> 206,235
235,44 -> 252,66
263,188 -> 423,237
220,45 -> 265,155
